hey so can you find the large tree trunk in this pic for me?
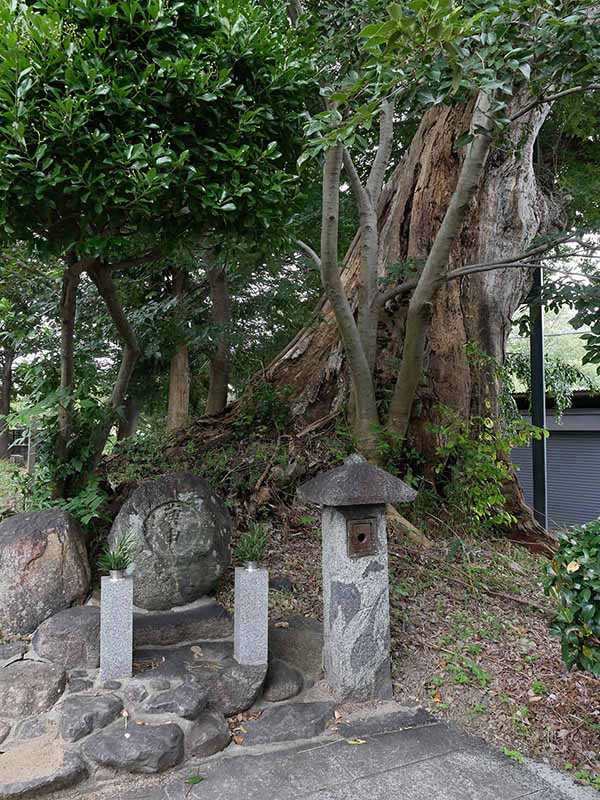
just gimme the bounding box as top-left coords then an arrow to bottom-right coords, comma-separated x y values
0,348 -> 14,460
167,269 -> 190,433
266,98 -> 558,545
205,267 -> 231,416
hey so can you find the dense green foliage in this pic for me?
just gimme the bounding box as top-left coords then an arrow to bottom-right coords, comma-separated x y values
544,521 -> 600,677
0,0 -> 312,255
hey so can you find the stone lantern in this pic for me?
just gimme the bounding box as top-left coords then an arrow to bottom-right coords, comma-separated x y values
297,454 -> 416,701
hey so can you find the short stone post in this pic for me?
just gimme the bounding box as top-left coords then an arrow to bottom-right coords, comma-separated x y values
298,455 -> 416,702
100,571 -> 133,682
234,562 -> 269,666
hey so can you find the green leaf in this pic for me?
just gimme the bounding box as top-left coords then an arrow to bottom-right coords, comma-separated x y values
455,131 -> 474,148
185,776 -> 205,785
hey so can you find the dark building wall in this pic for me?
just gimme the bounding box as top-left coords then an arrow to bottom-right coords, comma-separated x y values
511,409 -> 600,529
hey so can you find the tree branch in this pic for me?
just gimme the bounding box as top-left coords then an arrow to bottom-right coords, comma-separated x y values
109,248 -> 163,271
342,148 -> 369,210
54,257 -> 86,497
375,230 -> 591,308
366,100 -> 395,202
296,238 -> 321,269
510,84 -> 600,121
287,0 -> 303,25
342,146 -> 381,371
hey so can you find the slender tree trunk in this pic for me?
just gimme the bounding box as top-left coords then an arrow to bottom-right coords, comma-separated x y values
205,266 -> 231,416
67,263 -> 141,491
167,269 -> 190,432
0,348 -> 14,460
320,144 -> 379,454
266,96 -> 558,544
117,395 -> 139,441
54,261 -> 83,497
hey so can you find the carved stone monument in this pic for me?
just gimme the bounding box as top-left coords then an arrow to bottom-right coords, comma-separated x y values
298,455 -> 416,701
109,473 -> 231,610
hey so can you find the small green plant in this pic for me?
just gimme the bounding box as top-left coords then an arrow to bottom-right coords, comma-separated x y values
445,655 -> 490,688
502,748 -> 524,763
391,580 -> 411,598
531,679 -> 549,697
543,520 -> 600,678
97,532 -> 137,573
185,775 -> 205,786
234,522 -> 268,563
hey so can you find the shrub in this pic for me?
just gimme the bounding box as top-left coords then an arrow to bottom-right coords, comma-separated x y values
544,520 -> 600,677
430,406 -> 544,530
233,385 -> 291,436
234,522 -> 268,563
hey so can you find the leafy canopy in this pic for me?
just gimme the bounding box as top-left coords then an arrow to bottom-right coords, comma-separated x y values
0,0 -> 313,257
301,0 -> 600,158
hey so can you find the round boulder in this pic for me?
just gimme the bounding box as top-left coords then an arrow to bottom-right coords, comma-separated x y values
0,660 -> 66,719
110,472 -> 231,610
31,607 -> 100,670
0,510 -> 91,637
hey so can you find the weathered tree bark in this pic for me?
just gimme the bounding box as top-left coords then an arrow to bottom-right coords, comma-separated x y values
387,91 -> 495,437
266,96 -> 558,546
167,269 -> 191,433
0,347 -> 14,460
205,266 -> 231,416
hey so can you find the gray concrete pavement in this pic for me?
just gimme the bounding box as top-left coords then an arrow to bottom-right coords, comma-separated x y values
72,710 -> 595,800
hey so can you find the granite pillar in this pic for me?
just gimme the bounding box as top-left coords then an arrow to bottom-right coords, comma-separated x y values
234,564 -> 268,666
100,574 -> 133,682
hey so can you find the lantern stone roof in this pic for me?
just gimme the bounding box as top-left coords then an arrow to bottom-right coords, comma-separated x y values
297,454 -> 417,507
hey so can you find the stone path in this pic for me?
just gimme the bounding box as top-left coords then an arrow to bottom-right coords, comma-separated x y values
61,708 -> 596,800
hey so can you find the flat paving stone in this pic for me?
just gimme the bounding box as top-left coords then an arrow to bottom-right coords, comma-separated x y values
337,707 -> 436,738
59,707 -> 596,800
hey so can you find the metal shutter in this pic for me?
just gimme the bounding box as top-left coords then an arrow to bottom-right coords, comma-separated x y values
511,432 -> 600,529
